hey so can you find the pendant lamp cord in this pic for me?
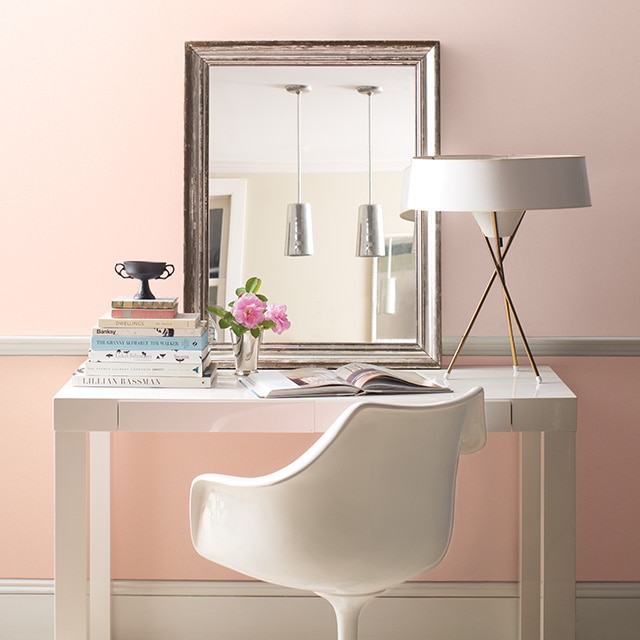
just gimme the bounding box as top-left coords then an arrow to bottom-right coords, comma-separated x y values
296,89 -> 302,203
367,91 -> 373,205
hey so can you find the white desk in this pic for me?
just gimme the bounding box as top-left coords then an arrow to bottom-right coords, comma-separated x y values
53,365 -> 577,640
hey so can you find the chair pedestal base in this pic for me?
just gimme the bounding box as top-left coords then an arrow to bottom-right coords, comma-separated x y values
319,592 -> 381,640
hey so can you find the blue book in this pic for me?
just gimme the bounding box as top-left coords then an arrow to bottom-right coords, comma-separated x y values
90,333 -> 208,351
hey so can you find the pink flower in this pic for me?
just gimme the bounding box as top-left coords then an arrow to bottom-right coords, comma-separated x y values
231,293 -> 267,329
265,303 -> 291,334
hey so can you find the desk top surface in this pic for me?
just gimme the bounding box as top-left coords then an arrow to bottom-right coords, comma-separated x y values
55,365 -> 574,402
54,366 -> 576,433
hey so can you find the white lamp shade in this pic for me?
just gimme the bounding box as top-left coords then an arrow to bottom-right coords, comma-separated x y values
401,155 -> 591,213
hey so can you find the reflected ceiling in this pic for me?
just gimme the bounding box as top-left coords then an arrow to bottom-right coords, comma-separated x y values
210,65 -> 416,174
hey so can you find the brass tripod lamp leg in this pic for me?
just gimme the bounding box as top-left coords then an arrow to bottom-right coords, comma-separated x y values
482,233 -> 542,384
491,213 -> 518,371
445,214 -> 527,380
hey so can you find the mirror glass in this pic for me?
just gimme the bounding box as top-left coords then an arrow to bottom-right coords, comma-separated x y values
185,41 -> 441,368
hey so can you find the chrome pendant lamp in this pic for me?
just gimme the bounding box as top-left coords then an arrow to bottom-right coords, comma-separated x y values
356,85 -> 385,257
285,84 -> 313,256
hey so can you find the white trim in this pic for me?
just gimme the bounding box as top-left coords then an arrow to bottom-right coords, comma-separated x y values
442,335 -> 640,357
114,579 -> 518,598
0,335 -> 88,355
2,335 -> 640,357
2,578 -> 639,598
2,580 -> 639,640
0,579 -> 53,595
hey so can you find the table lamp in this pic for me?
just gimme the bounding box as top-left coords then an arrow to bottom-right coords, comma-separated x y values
401,154 -> 591,383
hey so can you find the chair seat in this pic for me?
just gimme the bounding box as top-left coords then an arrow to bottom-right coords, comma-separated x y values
191,387 -> 486,639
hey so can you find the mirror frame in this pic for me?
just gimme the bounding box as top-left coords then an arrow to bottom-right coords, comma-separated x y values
184,40 -> 441,368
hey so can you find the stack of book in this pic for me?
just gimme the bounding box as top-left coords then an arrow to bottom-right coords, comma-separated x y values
72,296 -> 216,388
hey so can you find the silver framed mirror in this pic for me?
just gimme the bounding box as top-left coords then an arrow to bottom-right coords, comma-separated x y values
184,40 -> 441,368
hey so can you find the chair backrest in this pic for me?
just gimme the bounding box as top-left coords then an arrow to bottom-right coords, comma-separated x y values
191,387 -> 486,596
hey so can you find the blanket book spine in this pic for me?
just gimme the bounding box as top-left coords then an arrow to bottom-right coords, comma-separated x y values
111,297 -> 178,309
90,333 -> 208,351
92,323 -> 206,337
88,347 -> 209,363
97,312 -> 200,329
111,308 -> 177,319
71,367 -> 217,388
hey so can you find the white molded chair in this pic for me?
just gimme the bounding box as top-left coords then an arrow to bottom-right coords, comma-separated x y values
190,387 -> 486,640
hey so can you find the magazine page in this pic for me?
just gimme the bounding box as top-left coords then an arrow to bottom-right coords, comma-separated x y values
240,368 -> 358,398
335,363 -> 451,393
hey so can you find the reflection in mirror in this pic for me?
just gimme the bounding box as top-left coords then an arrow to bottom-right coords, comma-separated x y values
185,41 -> 441,368
372,233 -> 417,342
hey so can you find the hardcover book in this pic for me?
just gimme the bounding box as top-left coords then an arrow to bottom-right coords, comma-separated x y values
92,322 -> 207,337
97,312 -> 201,329
111,296 -> 178,310
83,353 -> 212,377
88,346 -> 209,364
111,308 -> 177,319
90,333 -> 208,351
71,365 -> 217,388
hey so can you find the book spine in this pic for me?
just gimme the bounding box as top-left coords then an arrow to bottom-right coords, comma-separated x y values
111,308 -> 177,319
111,298 -> 178,309
98,314 -> 200,329
90,334 -> 208,351
92,324 -> 206,337
83,359 -> 210,377
88,347 -> 208,363
72,371 -> 216,388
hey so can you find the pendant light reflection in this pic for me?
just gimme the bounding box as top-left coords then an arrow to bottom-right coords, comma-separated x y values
356,85 -> 385,257
378,237 -> 397,314
285,84 -> 314,257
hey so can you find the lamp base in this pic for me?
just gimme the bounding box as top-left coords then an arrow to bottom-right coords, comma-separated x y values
446,211 -> 542,385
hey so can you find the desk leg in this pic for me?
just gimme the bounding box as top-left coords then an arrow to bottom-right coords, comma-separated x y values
90,432 -> 111,640
519,432 -> 541,640
520,431 -> 577,640
55,432 -> 88,640
541,430 -> 576,640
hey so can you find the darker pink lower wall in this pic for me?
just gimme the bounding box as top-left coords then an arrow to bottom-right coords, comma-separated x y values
1,354 -> 638,582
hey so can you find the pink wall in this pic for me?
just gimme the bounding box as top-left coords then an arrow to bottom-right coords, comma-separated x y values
1,1 -> 639,581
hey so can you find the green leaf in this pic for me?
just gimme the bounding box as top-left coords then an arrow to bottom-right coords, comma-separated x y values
205,305 -> 226,318
235,287 -> 246,297
250,327 -> 261,338
256,293 -> 268,302
245,276 -> 261,293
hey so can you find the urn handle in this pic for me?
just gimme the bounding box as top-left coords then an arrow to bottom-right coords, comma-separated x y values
114,262 -> 132,279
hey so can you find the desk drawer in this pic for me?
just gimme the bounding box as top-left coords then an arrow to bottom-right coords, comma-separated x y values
117,400 -> 316,433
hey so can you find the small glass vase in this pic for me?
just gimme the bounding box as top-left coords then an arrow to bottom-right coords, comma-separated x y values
231,331 -> 262,375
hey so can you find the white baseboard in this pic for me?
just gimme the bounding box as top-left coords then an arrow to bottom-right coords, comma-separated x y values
2,580 -> 639,640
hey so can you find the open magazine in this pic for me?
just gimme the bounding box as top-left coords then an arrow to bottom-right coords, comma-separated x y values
239,363 -> 451,398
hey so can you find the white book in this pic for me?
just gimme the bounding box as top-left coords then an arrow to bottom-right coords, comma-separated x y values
97,312 -> 201,329
87,346 -> 209,364
71,365 -> 217,388
92,323 -> 207,337
82,353 -> 212,377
